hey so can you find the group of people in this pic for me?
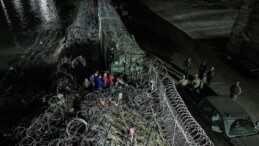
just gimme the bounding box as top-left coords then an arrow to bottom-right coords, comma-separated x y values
82,70 -> 129,109
180,58 -> 215,93
83,70 -> 115,91
180,57 -> 242,101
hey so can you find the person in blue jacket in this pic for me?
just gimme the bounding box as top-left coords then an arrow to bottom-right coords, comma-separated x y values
97,75 -> 103,91
89,74 -> 95,90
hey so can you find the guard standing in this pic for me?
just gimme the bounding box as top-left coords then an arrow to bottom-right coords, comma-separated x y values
230,81 -> 242,101
192,74 -> 201,91
199,73 -> 207,92
199,61 -> 207,78
183,58 -> 192,78
178,75 -> 188,87
207,67 -> 215,85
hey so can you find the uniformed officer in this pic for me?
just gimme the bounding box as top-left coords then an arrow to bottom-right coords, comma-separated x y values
183,57 -> 192,78
192,74 -> 200,91
230,81 -> 242,101
199,61 -> 207,79
178,75 -> 188,87
207,67 -> 215,85
199,73 -> 207,92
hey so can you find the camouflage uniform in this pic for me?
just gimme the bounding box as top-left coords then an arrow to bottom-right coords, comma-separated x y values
183,58 -> 192,77
207,67 -> 214,85
230,82 -> 241,101
199,62 -> 207,78
199,74 -> 207,91
178,75 -> 188,86
192,74 -> 200,89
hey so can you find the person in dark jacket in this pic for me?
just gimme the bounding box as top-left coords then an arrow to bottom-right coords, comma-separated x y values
230,81 -> 242,101
89,74 -> 95,90
192,74 -> 200,91
199,73 -> 207,92
97,75 -> 103,91
207,67 -> 215,85
199,61 -> 207,79
183,57 -> 192,78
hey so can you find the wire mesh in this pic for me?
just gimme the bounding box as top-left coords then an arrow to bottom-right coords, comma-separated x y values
13,56 -> 214,146
97,0 -> 214,145
10,0 -> 214,145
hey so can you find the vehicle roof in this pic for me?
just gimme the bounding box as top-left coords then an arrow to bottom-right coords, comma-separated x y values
205,96 -> 248,118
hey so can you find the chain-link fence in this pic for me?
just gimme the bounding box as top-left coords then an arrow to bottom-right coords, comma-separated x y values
98,0 -> 214,145
98,0 -> 145,78
10,0 -> 214,145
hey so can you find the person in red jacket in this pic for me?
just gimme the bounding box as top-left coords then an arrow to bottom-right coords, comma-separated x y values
108,74 -> 115,86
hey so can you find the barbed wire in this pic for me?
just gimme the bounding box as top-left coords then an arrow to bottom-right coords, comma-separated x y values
98,0 -> 142,56
14,56 -> 213,146
12,0 -> 213,146
147,59 -> 214,145
98,0 -> 214,145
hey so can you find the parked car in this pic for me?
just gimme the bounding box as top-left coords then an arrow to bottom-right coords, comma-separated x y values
198,96 -> 259,146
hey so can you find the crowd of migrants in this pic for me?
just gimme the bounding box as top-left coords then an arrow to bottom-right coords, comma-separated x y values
82,69 -> 129,107
180,57 -> 241,101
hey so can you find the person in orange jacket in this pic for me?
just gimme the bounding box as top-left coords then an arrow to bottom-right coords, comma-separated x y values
100,99 -> 105,106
